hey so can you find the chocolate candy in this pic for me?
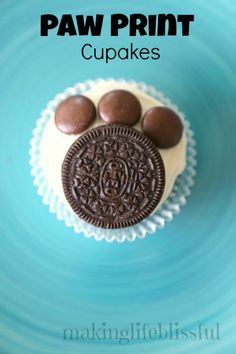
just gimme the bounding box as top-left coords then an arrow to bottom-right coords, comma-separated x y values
62,125 -> 165,229
54,95 -> 96,135
98,90 -> 141,125
142,107 -> 183,149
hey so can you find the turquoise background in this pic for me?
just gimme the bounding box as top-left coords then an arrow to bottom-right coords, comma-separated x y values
0,0 -> 236,353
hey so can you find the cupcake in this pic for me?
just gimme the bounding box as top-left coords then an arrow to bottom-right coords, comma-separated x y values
30,79 -> 196,242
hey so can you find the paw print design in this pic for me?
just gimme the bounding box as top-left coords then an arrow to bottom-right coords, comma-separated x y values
57,88 -> 186,228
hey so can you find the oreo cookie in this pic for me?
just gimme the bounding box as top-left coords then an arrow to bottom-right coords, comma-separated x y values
62,125 -> 165,229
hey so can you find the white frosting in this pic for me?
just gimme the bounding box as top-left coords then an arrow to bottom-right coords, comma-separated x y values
39,81 -> 187,211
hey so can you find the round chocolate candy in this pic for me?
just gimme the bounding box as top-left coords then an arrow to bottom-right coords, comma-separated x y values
142,107 -> 183,149
62,125 -> 165,229
54,95 -> 96,135
98,90 -> 141,125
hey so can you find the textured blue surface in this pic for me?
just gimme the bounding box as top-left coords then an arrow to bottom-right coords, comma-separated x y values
0,1 -> 236,353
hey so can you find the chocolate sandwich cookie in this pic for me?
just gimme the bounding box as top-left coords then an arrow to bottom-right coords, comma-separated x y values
62,125 -> 165,229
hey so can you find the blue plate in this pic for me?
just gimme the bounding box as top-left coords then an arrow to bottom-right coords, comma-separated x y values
0,1 -> 236,353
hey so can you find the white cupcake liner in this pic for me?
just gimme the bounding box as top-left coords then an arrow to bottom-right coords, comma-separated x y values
29,78 -> 197,243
